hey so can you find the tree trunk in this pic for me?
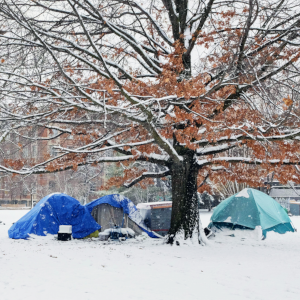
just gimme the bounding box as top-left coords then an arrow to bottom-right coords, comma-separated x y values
208,201 -> 212,212
167,156 -> 199,243
166,50 -> 197,243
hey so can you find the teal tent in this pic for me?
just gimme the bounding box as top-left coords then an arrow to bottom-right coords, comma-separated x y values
209,188 -> 295,237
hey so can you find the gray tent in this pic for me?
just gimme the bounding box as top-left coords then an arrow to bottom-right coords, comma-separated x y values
90,203 -> 144,235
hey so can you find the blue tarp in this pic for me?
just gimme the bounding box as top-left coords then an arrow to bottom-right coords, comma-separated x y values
8,193 -> 101,239
86,194 -> 160,238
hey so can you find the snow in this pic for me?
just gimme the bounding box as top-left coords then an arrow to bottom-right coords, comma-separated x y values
102,228 -> 135,236
1,210 -> 300,300
137,201 -> 172,209
58,225 -> 72,234
224,216 -> 232,222
196,144 -> 231,155
236,188 -> 250,198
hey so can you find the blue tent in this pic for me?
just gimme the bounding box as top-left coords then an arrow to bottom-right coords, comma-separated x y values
209,188 -> 295,237
86,194 -> 160,238
8,193 -> 101,239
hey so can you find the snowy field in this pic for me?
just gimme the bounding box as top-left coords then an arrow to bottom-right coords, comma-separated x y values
1,210 -> 300,300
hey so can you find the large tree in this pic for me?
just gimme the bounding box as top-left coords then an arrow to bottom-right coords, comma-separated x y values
1,0 -> 300,241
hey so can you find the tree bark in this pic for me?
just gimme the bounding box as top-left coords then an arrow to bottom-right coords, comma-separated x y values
167,49 -> 195,242
167,155 -> 199,243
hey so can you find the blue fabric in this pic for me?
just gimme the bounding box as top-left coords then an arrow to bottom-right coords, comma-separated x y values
210,188 -> 295,237
8,193 -> 101,239
263,222 -> 295,236
86,194 -> 160,238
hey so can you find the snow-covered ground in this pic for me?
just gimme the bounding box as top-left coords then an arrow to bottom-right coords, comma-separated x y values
1,210 -> 300,300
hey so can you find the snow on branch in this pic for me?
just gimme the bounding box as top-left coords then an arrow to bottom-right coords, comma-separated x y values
197,157 -> 300,168
55,139 -> 155,154
194,129 -> 300,148
0,155 -> 135,176
124,169 -> 171,188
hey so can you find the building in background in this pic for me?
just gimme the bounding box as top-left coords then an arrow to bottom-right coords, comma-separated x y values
262,176 -> 300,211
0,127 -> 105,208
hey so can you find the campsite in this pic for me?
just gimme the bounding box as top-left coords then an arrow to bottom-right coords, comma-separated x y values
1,1 -> 300,299
0,189 -> 300,299
1,206 -> 300,300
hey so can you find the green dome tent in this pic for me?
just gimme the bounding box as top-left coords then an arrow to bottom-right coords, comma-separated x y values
209,188 -> 295,237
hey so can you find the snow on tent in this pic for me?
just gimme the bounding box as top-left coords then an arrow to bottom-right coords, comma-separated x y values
209,188 -> 295,237
85,194 -> 160,238
8,193 -> 100,239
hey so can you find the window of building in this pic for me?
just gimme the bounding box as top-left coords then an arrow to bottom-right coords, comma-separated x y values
49,181 -> 56,189
90,182 -> 97,192
23,147 -> 28,158
32,144 -> 37,157
50,146 -> 59,157
22,188 -> 28,196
